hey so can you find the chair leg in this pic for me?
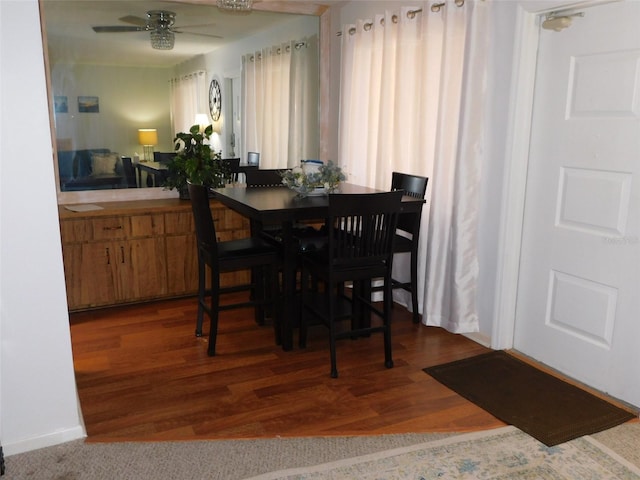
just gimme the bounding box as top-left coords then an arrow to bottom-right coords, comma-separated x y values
252,266 -> 266,325
328,286 -> 339,378
383,280 -> 394,369
195,256 -> 206,337
207,272 -> 221,356
298,266 -> 309,348
270,264 -> 282,346
410,248 -> 420,324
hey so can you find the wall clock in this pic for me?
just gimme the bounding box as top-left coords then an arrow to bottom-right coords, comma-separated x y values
209,78 -> 222,122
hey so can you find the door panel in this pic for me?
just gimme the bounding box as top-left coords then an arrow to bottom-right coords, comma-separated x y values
514,1 -> 640,407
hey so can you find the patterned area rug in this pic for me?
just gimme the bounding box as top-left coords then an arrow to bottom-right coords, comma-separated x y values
244,426 -> 640,480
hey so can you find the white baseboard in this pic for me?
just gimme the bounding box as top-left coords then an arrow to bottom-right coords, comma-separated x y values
3,425 -> 86,456
462,331 -> 492,348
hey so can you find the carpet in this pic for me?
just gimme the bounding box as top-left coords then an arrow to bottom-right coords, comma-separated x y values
245,426 -> 640,479
6,424 -> 640,479
423,350 -> 636,446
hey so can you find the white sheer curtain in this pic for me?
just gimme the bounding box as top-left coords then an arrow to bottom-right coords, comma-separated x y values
338,1 -> 489,333
169,70 -> 207,138
242,36 -> 319,169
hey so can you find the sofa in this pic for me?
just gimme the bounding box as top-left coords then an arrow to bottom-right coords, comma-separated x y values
58,149 -> 133,191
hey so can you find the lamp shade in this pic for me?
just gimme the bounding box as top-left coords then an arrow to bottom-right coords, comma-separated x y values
194,114 -> 209,132
138,129 -> 158,146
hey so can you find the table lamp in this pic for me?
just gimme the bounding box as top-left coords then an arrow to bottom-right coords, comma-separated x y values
195,114 -> 209,133
138,128 -> 158,162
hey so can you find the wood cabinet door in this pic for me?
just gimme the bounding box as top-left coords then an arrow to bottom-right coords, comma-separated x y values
63,241 -> 119,309
165,234 -> 199,295
118,237 -> 168,301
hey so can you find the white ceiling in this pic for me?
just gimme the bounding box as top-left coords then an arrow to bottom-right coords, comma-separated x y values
42,0 -> 331,68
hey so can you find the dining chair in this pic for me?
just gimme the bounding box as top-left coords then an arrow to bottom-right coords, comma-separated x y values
299,190 -> 404,378
245,167 -> 326,249
220,158 -> 241,183
121,157 -> 137,188
153,151 -> 177,165
372,172 -> 428,324
188,183 -> 281,356
245,168 -> 286,187
244,167 -> 325,304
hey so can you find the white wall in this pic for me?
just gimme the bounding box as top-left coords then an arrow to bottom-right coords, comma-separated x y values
0,0 -> 85,455
477,2 -> 520,341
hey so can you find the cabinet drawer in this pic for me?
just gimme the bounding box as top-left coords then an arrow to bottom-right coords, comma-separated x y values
92,217 -> 130,241
60,219 -> 93,243
130,214 -> 164,237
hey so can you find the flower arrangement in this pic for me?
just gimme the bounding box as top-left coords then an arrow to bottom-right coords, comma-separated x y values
280,160 -> 346,197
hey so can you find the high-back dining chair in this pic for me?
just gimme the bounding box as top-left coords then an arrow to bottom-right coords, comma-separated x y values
245,168 -> 326,251
386,172 -> 428,324
299,190 -> 404,378
188,183 -> 281,355
121,157 -> 137,188
245,168 -> 285,187
244,168 -> 288,242
219,158 -> 240,183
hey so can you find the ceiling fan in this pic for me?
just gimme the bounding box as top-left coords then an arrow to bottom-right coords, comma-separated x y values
92,10 -> 222,50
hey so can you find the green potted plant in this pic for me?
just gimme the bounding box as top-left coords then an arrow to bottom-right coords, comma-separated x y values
163,124 -> 227,198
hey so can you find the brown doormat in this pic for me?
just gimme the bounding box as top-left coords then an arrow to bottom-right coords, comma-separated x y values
424,350 -> 636,446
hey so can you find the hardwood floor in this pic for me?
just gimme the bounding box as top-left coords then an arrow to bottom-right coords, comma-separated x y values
70,296 -> 505,442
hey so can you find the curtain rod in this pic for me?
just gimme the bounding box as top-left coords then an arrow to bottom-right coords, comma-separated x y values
337,0 -> 465,36
246,41 -> 308,62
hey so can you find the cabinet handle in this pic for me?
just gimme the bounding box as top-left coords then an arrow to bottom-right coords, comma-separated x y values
103,226 -> 123,231
106,247 -> 111,265
120,246 -> 125,264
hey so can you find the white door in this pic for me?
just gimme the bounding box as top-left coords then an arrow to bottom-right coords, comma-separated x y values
514,0 -> 640,407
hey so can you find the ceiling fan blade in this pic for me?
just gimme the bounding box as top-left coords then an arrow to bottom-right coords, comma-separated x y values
92,26 -> 144,33
172,29 -> 223,39
118,15 -> 148,27
172,23 -> 217,30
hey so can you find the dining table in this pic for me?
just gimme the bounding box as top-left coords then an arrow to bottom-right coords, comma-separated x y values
135,161 -> 168,187
209,182 -> 426,351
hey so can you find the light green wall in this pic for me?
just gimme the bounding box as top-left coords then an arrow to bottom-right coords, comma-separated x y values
50,63 -> 174,157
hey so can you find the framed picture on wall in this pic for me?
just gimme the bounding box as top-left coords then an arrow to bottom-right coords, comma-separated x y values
54,96 -> 68,113
78,96 -> 99,113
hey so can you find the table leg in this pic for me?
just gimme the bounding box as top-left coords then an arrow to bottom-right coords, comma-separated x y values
280,221 -> 295,351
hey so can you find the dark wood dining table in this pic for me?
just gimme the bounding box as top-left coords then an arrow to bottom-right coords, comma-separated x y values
210,182 -> 425,351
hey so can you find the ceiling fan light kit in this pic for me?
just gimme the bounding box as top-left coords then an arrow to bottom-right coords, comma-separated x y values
217,0 -> 253,12
147,10 -> 175,50
150,30 -> 175,50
